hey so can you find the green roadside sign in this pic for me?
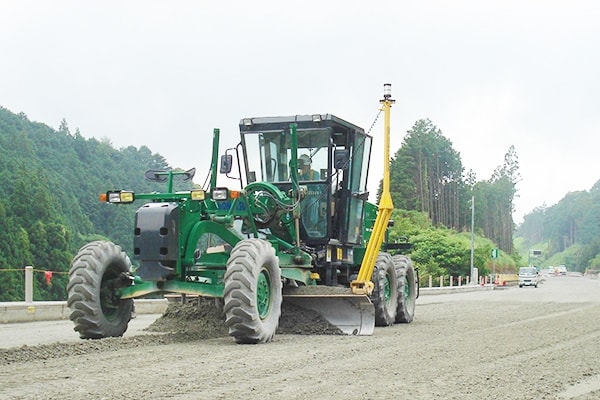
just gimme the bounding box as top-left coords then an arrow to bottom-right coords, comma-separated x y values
491,248 -> 499,259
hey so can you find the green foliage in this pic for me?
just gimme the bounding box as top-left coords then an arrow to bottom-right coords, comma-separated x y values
587,255 -> 600,269
389,209 -> 432,239
409,229 -> 468,277
388,211 -> 518,282
515,181 -> 600,272
0,106 -> 182,301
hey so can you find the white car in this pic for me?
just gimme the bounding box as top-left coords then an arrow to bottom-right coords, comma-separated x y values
519,267 -> 539,288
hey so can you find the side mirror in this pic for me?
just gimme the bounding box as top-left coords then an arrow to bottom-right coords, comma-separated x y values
182,168 -> 196,182
220,155 -> 232,174
145,169 -> 168,182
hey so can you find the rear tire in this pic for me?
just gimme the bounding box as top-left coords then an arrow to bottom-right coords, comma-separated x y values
371,253 -> 398,326
223,239 -> 282,344
67,241 -> 133,339
393,255 -> 416,323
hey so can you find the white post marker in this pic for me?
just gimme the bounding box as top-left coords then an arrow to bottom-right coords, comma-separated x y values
25,266 -> 33,303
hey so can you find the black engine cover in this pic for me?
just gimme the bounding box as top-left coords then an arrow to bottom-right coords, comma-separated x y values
133,202 -> 179,281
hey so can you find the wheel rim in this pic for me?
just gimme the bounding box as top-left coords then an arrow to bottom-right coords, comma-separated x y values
100,266 -> 121,320
256,268 -> 272,319
403,274 -> 411,302
384,273 -> 392,305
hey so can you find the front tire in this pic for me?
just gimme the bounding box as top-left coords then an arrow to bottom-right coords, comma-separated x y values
223,239 -> 282,344
393,255 -> 416,323
67,241 -> 133,339
371,253 -> 399,326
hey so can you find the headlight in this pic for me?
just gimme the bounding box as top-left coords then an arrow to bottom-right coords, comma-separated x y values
103,191 -> 135,204
119,191 -> 134,203
191,189 -> 205,201
211,188 -> 228,200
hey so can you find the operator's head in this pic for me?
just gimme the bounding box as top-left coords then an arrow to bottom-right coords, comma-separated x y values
299,154 -> 311,171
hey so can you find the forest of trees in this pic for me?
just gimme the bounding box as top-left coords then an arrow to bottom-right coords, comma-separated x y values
516,182 -> 600,271
387,119 -> 519,254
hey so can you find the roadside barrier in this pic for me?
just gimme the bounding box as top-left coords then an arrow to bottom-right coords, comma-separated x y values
421,275 -> 475,288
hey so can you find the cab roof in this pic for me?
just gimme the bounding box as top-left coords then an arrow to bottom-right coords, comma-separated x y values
239,114 -> 367,137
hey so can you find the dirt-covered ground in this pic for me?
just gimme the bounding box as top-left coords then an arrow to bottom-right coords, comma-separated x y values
1,276 -> 599,399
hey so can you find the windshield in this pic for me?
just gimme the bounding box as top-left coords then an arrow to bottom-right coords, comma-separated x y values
242,129 -> 329,184
519,268 -> 537,275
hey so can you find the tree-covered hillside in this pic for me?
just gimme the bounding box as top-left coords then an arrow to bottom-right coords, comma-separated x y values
516,182 -> 600,272
0,107 -> 190,301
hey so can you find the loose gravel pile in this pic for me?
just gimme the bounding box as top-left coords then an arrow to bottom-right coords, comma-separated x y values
0,334 -> 172,366
147,297 -> 343,337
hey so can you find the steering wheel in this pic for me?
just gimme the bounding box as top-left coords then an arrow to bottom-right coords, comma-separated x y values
245,182 -> 288,227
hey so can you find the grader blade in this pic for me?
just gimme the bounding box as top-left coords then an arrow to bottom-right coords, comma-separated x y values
283,293 -> 375,335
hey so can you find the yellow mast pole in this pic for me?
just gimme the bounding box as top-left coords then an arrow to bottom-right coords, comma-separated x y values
351,83 -> 395,295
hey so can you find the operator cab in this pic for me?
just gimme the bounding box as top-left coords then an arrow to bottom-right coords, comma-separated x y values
238,114 -> 372,247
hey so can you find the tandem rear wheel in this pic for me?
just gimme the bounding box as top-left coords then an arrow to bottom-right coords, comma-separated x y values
370,252 -> 417,326
393,255 -> 416,323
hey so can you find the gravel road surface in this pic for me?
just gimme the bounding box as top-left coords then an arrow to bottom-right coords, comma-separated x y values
1,275 -> 599,399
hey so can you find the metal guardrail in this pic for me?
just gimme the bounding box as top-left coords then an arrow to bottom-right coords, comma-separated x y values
0,299 -> 169,324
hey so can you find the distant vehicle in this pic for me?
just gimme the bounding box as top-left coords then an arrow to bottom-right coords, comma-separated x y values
519,267 -> 539,288
543,267 -> 554,277
557,265 -> 567,275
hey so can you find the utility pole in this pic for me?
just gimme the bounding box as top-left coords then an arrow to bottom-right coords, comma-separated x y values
470,195 -> 475,285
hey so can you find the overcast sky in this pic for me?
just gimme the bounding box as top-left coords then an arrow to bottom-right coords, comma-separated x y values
2,0 -> 599,223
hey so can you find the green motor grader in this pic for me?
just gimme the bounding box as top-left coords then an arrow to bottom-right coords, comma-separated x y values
67,85 -> 417,344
